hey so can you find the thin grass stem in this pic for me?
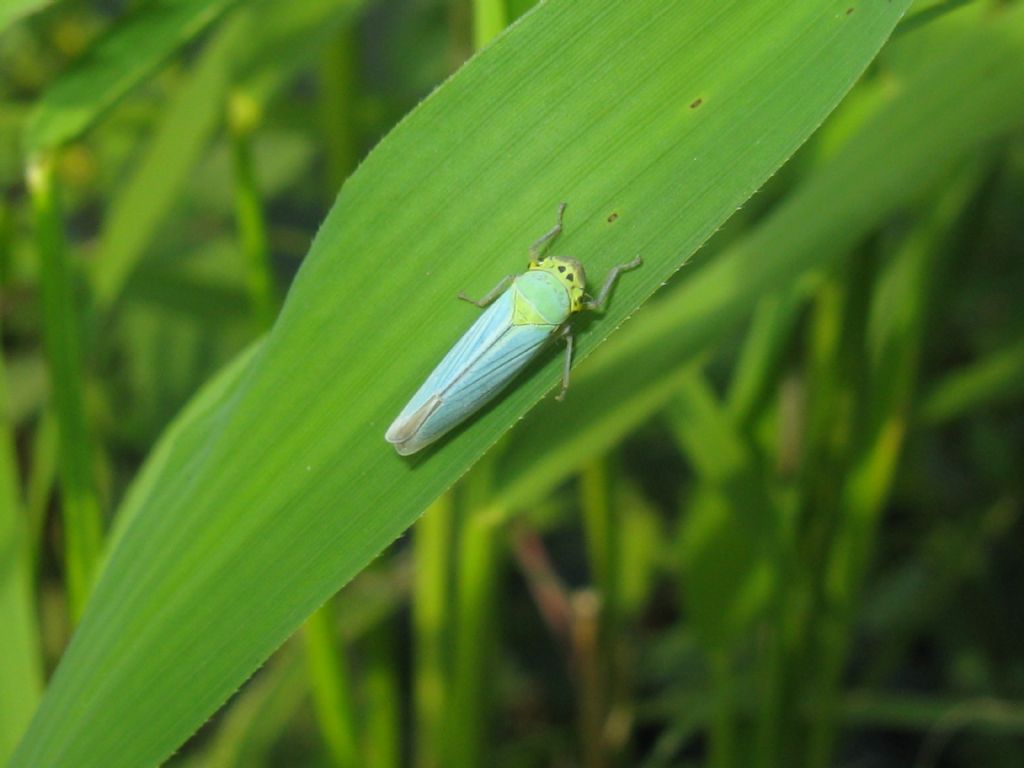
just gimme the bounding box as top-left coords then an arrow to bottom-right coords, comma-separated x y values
413,492 -> 454,768
303,601 -> 361,768
319,25 -> 358,196
0,341 -> 44,762
364,624 -> 401,768
446,460 -> 503,768
471,0 -> 507,49
228,91 -> 277,330
27,154 -> 103,623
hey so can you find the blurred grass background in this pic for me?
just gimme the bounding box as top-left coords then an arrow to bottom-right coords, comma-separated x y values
2,0 -> 1023,766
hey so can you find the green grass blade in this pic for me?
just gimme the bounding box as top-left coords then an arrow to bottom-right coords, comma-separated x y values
25,0 -> 238,152
303,602 -> 361,768
11,3 -> 910,766
27,156 -> 103,622
847,169 -> 986,519
319,25 -> 359,196
102,341 -> 263,554
804,168 -> 987,767
25,410 -> 57,569
670,374 -> 780,651
840,691 -> 1024,737
185,560 -> 409,767
794,161 -> 995,760
235,0 -> 366,108
919,338 -> 1024,425
726,290 -> 807,431
472,0 -> 508,49
496,359 -> 698,510
0,0 -> 52,37
446,503 -> 504,768
194,644 -> 307,768
412,494 -> 453,768
227,90 -> 277,330
670,374 -> 752,485
0,349 -> 43,763
578,458 -> 618,765
492,1 -> 1024,510
91,19 -> 240,311
363,625 -> 401,768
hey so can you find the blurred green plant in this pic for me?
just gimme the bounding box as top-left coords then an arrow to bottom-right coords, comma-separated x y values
1,1 -> 1023,767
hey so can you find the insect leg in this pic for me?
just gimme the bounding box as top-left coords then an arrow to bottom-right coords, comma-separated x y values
458,274 -> 515,308
555,327 -> 573,401
529,202 -> 567,261
582,255 -> 643,312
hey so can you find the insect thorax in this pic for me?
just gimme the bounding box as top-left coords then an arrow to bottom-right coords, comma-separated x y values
528,256 -> 587,312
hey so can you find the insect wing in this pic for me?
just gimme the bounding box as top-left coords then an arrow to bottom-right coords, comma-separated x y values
439,322 -> 553,421
386,288 -> 555,454
388,289 -> 515,434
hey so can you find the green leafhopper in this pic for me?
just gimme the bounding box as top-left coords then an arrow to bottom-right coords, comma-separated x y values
386,204 -> 641,455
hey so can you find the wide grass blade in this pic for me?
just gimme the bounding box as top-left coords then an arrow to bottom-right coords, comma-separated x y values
12,2 -> 910,766
25,0 -> 238,152
492,1 -> 1024,510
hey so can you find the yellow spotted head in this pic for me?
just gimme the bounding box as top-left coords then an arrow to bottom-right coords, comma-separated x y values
528,255 -> 587,312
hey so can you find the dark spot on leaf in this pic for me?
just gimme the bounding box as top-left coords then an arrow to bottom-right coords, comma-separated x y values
690,98 -> 703,109
567,274 -> 574,282
846,7 -> 854,14
558,265 -> 566,273
607,212 -> 619,223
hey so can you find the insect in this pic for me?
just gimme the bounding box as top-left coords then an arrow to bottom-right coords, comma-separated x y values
386,203 -> 642,456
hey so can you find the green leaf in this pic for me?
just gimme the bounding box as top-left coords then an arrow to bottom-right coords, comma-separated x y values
920,338 -> 1024,425
12,2 -> 909,766
25,0 -> 237,152
0,0 -> 53,38
91,19 -> 240,311
28,157 -> 103,622
103,341 -> 262,554
233,0 -> 367,105
841,691 -> 1024,736
0,352 -> 43,764
669,374 -> 782,649
490,0 -> 1024,510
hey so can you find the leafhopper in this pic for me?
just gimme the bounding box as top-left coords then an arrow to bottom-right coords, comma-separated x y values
386,204 -> 641,456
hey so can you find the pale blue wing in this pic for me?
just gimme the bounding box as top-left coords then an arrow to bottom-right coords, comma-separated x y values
390,289 -> 516,428
386,287 -> 557,454
438,321 -> 554,418
402,322 -> 554,452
